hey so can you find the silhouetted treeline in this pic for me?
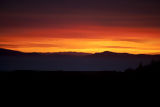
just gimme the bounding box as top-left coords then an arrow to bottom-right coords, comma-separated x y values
125,60 -> 160,72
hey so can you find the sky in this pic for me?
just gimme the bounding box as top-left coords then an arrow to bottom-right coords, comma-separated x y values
0,0 -> 160,54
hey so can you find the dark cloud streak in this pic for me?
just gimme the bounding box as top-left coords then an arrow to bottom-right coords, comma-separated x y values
0,43 -> 59,48
1,0 -> 160,29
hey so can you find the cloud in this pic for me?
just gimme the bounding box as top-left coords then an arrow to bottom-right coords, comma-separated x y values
116,39 -> 146,43
103,45 -> 160,51
0,44 -> 17,48
26,43 -> 59,47
103,46 -> 134,49
1,0 -> 160,29
0,43 -> 59,48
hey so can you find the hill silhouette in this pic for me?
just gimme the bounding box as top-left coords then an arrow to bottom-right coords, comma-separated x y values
0,48 -> 23,55
0,48 -> 91,56
91,51 -> 132,56
0,48 -> 160,57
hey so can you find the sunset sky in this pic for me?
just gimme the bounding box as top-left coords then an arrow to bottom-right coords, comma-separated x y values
1,0 -> 160,54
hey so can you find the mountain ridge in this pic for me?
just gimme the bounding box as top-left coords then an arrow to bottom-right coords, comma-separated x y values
1,48 -> 160,71
0,48 -> 160,57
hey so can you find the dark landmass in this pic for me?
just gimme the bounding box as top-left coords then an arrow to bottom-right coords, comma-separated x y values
0,60 -> 160,80
1,48 -> 160,71
0,48 -> 160,80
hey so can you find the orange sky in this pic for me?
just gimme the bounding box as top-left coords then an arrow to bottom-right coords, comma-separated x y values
1,0 -> 160,54
1,26 -> 160,54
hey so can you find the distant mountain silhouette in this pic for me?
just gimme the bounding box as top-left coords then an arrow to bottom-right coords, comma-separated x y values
90,51 -> 132,57
0,48 -> 23,55
0,48 -> 91,56
46,52 -> 91,56
0,48 -> 160,57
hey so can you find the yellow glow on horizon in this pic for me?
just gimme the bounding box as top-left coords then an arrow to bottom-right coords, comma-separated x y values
1,38 -> 159,55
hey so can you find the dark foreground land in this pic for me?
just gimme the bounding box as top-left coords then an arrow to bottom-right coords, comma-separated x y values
0,71 -> 135,80
0,71 -> 160,80
0,60 -> 160,80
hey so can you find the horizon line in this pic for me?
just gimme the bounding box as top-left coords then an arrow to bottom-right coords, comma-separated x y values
1,48 -> 160,55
